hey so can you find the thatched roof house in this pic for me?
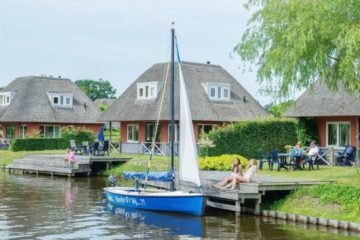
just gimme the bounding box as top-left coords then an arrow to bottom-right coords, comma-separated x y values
0,76 -> 102,139
101,62 -> 268,122
100,61 -> 268,153
286,81 -> 359,148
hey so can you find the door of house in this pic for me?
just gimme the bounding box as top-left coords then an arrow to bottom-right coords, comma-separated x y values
5,123 -> 15,139
145,122 -> 161,147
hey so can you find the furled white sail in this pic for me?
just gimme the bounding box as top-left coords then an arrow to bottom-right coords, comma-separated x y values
178,63 -> 201,187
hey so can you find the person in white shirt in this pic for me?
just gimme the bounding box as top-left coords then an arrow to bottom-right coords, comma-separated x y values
306,141 -> 319,160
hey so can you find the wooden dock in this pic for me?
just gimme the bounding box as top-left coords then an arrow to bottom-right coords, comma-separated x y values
5,154 -> 130,177
142,171 -> 333,214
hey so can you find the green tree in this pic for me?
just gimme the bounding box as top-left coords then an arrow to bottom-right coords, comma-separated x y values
235,0 -> 360,98
75,79 -> 116,101
268,100 -> 295,118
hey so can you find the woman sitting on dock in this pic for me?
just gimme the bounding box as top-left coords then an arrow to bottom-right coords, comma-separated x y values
64,148 -> 77,168
224,159 -> 259,190
213,158 -> 243,189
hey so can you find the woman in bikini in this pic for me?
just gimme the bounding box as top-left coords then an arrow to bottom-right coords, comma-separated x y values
214,158 -> 243,189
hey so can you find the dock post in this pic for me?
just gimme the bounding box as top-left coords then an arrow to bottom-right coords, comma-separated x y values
235,200 -> 241,217
254,195 -> 262,215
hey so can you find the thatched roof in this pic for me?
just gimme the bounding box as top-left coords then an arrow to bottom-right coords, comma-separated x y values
0,76 -> 102,123
100,61 -> 269,122
286,80 -> 360,117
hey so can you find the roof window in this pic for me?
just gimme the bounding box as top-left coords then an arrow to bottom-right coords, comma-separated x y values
0,92 -> 16,106
137,81 -> 158,100
48,93 -> 73,108
203,83 -> 231,101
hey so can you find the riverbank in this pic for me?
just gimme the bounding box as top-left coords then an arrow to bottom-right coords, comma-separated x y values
258,167 -> 360,223
2,151 -> 359,224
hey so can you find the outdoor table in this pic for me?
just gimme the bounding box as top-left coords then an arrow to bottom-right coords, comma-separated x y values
278,153 -> 292,169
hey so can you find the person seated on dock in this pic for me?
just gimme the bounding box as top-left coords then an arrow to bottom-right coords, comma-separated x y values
224,159 -> 259,190
64,148 -> 77,168
213,158 -> 243,189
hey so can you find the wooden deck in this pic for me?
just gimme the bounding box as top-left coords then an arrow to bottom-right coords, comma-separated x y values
141,171 -> 333,214
5,154 -> 129,177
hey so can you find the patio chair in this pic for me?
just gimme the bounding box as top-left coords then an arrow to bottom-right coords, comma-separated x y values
270,149 -> 288,172
92,141 -> 100,156
258,150 -> 270,170
303,155 -> 320,170
70,140 -> 80,155
99,140 -> 110,156
336,145 -> 356,166
82,141 -> 91,156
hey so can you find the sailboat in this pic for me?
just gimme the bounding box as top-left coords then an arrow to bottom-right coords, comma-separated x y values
103,26 -> 207,216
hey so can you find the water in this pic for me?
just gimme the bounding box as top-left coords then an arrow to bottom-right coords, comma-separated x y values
0,172 -> 359,240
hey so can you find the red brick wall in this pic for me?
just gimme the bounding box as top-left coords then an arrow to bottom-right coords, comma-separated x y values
120,120 -> 223,143
0,122 -> 102,139
316,116 -> 358,147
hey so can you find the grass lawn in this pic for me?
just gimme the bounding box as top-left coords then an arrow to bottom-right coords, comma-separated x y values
260,165 -> 360,223
104,129 -> 120,142
0,149 -> 66,167
259,166 -> 360,186
105,153 -> 177,176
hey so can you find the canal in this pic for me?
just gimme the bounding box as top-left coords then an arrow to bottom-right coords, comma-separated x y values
0,171 -> 358,239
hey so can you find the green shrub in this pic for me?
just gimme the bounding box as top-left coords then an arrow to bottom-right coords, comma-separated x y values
199,154 -> 249,171
202,119 -> 298,159
296,117 -> 319,146
11,138 -> 68,151
61,127 -> 95,146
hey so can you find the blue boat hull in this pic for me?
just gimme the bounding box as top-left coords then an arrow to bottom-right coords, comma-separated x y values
104,187 -> 207,216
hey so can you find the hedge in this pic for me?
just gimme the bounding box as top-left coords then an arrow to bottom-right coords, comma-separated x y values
11,138 -> 68,151
199,154 -> 249,171
10,128 -> 96,151
202,119 -> 298,159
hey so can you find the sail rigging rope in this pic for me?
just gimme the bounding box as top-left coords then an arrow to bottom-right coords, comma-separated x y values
143,60 -> 171,187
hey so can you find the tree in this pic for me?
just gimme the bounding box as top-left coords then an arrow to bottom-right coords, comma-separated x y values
75,79 -> 116,101
235,0 -> 360,98
267,100 -> 295,118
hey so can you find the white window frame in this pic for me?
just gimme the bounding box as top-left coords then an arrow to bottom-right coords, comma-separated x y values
127,124 -> 139,143
0,92 -> 16,106
205,83 -> 231,101
40,125 -> 61,138
48,93 -> 73,108
19,125 -> 27,139
326,121 -> 351,148
137,82 -> 158,100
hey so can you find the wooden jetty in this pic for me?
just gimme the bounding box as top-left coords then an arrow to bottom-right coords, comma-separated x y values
5,154 -> 130,177
142,171 -> 333,214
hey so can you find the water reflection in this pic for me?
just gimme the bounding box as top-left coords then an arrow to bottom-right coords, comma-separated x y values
105,202 -> 204,237
0,171 -> 358,239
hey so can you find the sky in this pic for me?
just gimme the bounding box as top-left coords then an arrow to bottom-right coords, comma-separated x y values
0,0 -> 273,106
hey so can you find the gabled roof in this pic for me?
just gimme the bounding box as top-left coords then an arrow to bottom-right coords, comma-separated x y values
100,61 -> 269,122
0,76 -> 102,123
286,80 -> 360,117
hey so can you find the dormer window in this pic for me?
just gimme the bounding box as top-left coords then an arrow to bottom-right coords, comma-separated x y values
137,81 -> 158,100
203,83 -> 231,101
0,92 -> 16,106
48,93 -> 73,108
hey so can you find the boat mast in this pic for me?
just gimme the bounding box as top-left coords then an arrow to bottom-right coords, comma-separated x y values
170,25 -> 175,191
